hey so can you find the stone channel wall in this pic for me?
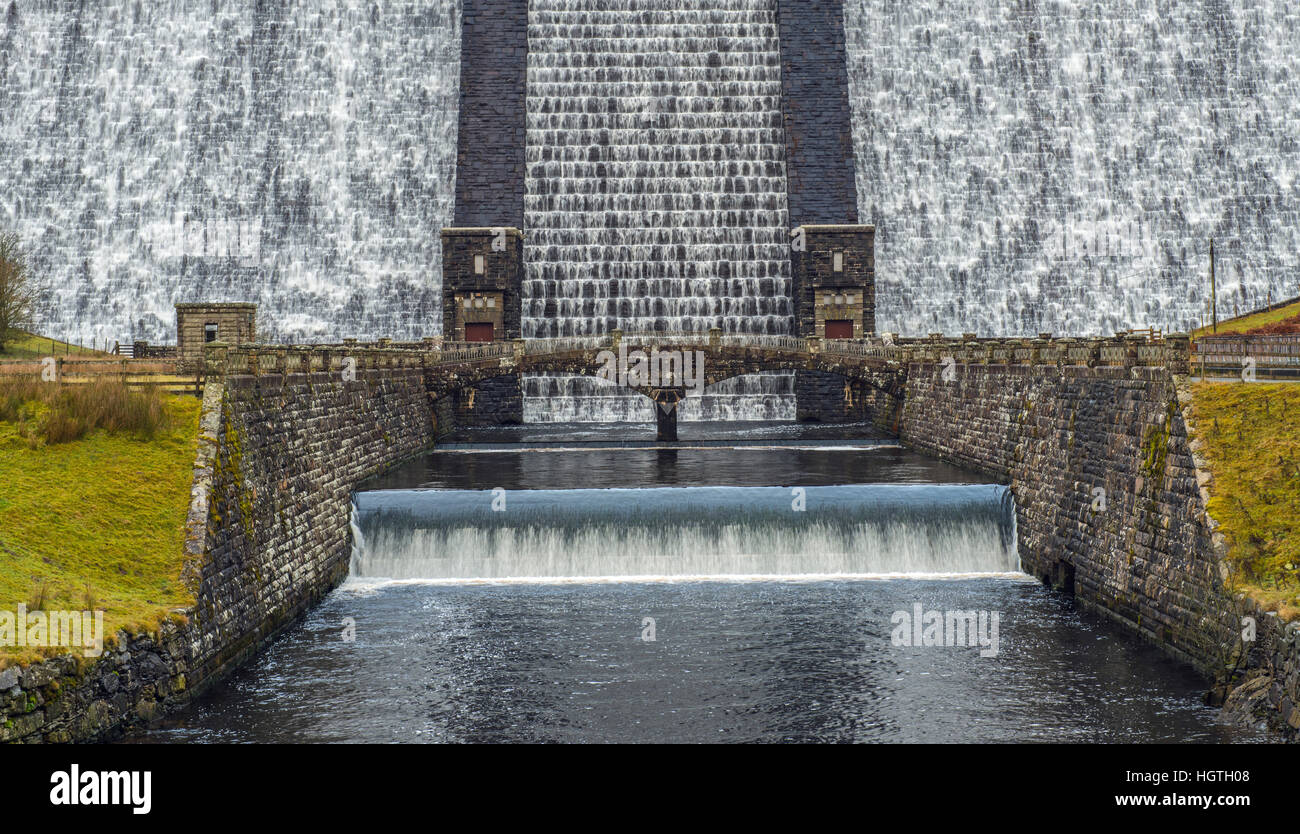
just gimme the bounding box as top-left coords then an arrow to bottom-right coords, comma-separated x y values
897,346 -> 1241,679
3,348 -> 437,742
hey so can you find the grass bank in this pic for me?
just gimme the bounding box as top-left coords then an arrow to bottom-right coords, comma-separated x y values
0,330 -> 109,360
1191,300 -> 1300,339
1189,382 -> 1300,620
0,382 -> 201,668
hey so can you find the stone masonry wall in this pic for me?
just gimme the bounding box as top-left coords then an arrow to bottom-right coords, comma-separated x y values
452,0 -> 528,228
790,225 -> 876,338
795,369 -> 866,423
900,361 -> 1240,677
452,374 -> 523,426
3,359 -> 436,742
776,0 -> 859,226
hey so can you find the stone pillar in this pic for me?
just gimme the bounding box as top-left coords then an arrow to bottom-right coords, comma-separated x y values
1086,339 -> 1103,367
1124,334 -> 1145,367
203,341 -> 229,377
708,327 -> 721,350
655,401 -> 678,442
1165,333 -> 1190,375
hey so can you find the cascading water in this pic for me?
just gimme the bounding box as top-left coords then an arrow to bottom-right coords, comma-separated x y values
521,0 -> 795,421
0,1 -> 461,345
349,484 -> 1020,580
9,2 -> 1298,354
843,0 -> 1300,338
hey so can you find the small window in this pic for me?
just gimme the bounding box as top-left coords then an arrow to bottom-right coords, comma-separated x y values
832,251 -> 844,272
474,254 -> 486,275
204,323 -> 219,343
486,297 -> 496,309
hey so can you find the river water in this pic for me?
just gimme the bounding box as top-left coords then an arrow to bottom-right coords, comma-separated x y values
133,423 -> 1266,743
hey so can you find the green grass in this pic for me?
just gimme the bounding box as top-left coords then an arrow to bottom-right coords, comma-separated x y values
0,389 -> 200,668
0,329 -> 110,360
1189,382 -> 1300,620
1191,300 -> 1300,339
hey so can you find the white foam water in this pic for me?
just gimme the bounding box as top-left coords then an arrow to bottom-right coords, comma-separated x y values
349,483 -> 1021,581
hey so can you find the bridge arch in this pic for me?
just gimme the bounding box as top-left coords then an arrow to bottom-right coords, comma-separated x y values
426,341 -> 906,438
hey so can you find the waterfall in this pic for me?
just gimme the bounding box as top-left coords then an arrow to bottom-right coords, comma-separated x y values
0,1 -> 461,345
522,370 -> 795,423
521,0 -> 795,421
349,484 -> 1021,580
843,0 -> 1300,338
11,1 -> 1299,354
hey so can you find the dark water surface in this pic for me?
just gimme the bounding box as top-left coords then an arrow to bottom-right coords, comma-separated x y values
134,579 -> 1260,743
132,423 -> 1266,743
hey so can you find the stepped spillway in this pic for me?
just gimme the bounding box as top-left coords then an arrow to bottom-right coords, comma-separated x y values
521,0 -> 795,420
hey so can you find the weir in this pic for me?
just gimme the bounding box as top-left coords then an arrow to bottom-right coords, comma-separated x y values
349,484 -> 1019,581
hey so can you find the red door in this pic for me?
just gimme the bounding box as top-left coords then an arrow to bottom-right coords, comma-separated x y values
465,322 -> 494,342
825,320 -> 854,339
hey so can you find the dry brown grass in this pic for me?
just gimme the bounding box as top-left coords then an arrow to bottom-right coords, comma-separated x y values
0,377 -> 172,445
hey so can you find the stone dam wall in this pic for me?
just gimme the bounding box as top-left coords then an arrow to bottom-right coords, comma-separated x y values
3,351 -> 438,742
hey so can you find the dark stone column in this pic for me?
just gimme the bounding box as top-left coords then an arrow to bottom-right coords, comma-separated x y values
776,0 -> 859,227
452,0 -> 528,228
655,401 -> 678,442
455,374 -> 523,426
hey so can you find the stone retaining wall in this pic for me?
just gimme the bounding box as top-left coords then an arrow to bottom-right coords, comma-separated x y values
900,360 -> 1241,678
3,361 -> 436,742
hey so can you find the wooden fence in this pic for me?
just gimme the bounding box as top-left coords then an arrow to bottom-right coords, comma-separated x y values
0,357 -> 203,396
1193,334 -> 1300,379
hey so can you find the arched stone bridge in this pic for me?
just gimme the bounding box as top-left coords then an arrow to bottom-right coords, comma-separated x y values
202,330 -> 1190,440
430,332 -> 908,438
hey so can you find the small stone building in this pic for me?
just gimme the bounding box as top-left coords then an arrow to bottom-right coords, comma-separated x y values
440,227 -> 524,342
790,225 -> 876,339
176,303 -> 256,370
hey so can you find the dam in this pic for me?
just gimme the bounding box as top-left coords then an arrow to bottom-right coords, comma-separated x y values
3,0 -> 1296,747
